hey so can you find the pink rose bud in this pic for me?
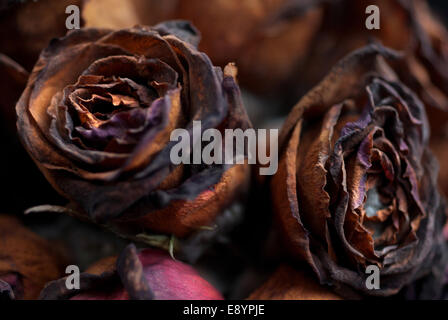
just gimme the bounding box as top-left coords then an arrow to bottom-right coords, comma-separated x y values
40,244 -> 223,300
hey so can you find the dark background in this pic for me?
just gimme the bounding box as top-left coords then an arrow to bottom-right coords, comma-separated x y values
430,0 -> 448,22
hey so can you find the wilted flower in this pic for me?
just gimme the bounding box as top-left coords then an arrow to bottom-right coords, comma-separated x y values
40,243 -> 223,300
248,265 -> 341,300
272,44 -> 447,298
16,21 -> 251,246
0,215 -> 66,300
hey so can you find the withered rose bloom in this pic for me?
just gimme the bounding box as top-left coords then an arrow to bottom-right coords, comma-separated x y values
0,215 -> 66,300
272,45 -> 447,298
40,244 -> 223,300
16,22 -> 251,245
248,265 -> 341,300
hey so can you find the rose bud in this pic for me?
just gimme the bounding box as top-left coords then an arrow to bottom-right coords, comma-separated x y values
272,44 -> 448,298
0,215 -> 67,300
248,265 -> 341,300
40,243 -> 223,300
16,22 -> 251,253
0,0 -> 83,71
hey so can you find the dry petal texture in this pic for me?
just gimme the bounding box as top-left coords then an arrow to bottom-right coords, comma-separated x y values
0,215 -> 66,300
16,22 -> 251,242
40,244 -> 223,300
272,44 -> 447,298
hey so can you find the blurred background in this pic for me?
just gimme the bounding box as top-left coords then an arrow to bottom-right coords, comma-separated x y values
430,0 -> 448,22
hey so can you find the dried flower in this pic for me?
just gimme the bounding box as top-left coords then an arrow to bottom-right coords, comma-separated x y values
272,44 -> 447,298
16,21 -> 251,245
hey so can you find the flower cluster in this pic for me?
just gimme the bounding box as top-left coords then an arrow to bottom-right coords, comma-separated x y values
0,0 -> 447,300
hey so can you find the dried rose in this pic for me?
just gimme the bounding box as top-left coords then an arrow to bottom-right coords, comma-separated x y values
272,44 -> 447,298
0,215 -> 67,300
0,0 -> 83,71
16,22 -> 251,245
248,265 -> 341,300
40,244 -> 223,300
